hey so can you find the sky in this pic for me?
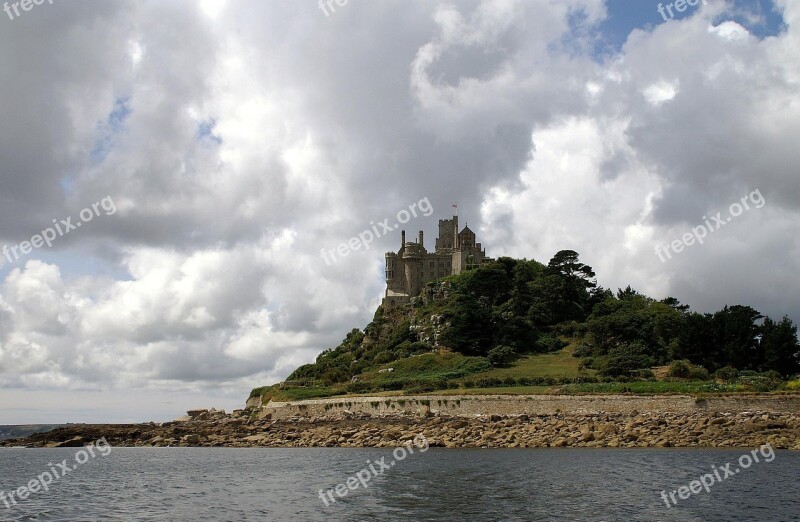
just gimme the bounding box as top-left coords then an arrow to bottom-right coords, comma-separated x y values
0,0 -> 798,423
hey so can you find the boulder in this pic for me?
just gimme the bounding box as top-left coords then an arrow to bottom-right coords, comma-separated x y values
55,436 -> 85,448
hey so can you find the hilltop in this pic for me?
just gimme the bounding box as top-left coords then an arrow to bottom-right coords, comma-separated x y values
251,252 -> 800,404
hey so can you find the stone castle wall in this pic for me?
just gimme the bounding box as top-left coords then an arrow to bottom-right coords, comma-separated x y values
258,393 -> 800,421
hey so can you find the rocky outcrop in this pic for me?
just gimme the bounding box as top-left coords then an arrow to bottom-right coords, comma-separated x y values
2,409 -> 798,450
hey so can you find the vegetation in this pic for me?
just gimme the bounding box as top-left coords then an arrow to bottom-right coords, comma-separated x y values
250,251 -> 800,401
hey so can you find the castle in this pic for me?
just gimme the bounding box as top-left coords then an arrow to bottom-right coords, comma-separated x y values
383,214 -> 494,306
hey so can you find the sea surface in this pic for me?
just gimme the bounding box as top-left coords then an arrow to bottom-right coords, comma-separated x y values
0,447 -> 797,521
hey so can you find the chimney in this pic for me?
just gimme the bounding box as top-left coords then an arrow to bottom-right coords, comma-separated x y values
418,230 -> 424,247
401,230 -> 406,246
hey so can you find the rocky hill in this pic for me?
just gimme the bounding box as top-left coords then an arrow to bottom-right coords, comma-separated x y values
251,252 -> 800,404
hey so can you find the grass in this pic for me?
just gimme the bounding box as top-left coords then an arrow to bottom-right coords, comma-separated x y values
424,386 -> 553,396
470,343 -> 590,381
560,381 -> 744,394
252,344 -> 800,402
358,351 -> 488,384
266,386 -> 346,402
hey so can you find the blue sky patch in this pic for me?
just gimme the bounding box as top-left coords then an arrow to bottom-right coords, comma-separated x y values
593,0 -> 785,58
91,96 -> 131,162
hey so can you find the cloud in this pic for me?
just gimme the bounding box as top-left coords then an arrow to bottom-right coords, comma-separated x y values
0,0 -> 798,422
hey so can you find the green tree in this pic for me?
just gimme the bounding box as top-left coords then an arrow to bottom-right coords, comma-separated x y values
673,312 -> 715,367
439,294 -> 493,356
661,297 -> 690,312
457,262 -> 514,306
760,316 -> 800,376
712,305 -> 763,371
509,259 -> 546,316
586,292 -> 681,363
544,250 -> 597,323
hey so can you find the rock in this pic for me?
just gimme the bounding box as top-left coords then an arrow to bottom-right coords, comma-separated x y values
55,437 -> 85,448
3,402 -> 799,451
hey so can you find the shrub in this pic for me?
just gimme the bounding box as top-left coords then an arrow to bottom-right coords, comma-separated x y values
714,366 -> 738,382
475,377 -> 503,388
736,371 -> 783,392
631,369 -> 655,380
320,368 -> 350,385
407,341 -> 433,355
599,342 -> 654,377
373,351 -> 395,364
668,360 -> 691,378
687,365 -> 709,381
487,345 -> 517,367
572,343 -> 593,358
554,321 -> 582,337
668,360 -> 709,380
537,335 -> 568,353
407,383 -> 436,393
346,381 -> 373,393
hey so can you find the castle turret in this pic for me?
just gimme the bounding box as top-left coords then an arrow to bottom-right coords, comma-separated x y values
418,230 -> 424,247
402,242 -> 422,297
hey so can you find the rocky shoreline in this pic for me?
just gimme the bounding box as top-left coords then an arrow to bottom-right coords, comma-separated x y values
2,407 -> 798,450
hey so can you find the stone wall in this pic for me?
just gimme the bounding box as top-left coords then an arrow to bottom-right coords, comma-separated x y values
258,394 -> 800,421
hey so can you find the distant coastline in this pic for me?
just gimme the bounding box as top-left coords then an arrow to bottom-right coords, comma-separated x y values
0,425 -> 65,441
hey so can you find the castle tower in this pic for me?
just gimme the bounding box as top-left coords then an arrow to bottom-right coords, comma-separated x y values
383,209 -> 493,307
402,241 -> 422,297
